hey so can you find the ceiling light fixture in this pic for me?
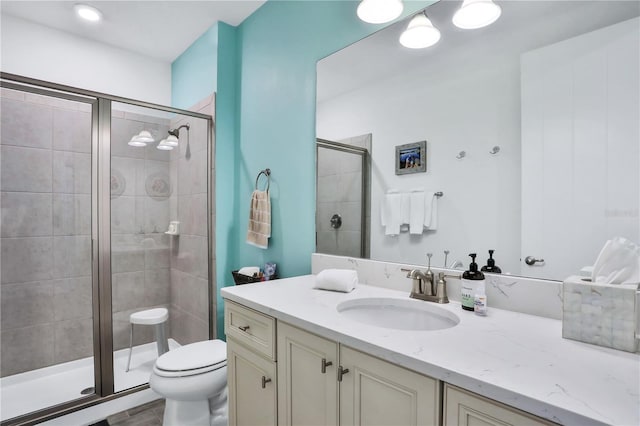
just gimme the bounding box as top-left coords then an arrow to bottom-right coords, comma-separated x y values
399,12 -> 441,49
127,130 -> 154,147
74,4 -> 103,22
357,0 -> 403,24
452,0 -> 501,29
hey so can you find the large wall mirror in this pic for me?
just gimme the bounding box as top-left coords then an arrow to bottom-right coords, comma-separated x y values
316,0 -> 639,281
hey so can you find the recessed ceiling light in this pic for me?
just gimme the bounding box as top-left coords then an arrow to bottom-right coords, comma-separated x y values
74,4 -> 103,22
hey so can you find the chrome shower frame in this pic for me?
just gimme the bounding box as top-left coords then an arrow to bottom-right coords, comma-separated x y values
0,72 -> 216,426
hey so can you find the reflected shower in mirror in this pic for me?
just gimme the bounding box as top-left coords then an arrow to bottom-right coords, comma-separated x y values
316,0 -> 639,281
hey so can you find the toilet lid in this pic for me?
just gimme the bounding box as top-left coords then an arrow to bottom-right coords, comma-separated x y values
156,340 -> 226,372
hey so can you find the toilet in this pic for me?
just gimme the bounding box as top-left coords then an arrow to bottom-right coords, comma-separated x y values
149,340 -> 228,426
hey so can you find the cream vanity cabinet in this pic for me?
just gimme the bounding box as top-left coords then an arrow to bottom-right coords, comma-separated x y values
225,300 -> 554,426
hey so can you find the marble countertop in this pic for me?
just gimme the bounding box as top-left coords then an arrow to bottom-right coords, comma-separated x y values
221,276 -> 639,426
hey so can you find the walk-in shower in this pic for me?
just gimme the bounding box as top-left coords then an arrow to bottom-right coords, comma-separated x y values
0,73 -> 215,425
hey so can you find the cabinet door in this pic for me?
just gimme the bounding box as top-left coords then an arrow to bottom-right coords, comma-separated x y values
277,322 -> 339,426
227,338 -> 277,426
339,346 -> 440,426
444,384 -> 554,426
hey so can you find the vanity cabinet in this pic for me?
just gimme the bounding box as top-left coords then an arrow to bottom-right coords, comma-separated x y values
339,345 -> 440,426
277,322 -> 339,425
276,322 -> 439,426
443,384 -> 554,426
225,301 -> 277,426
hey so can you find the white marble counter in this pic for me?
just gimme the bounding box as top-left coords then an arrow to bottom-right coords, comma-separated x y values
221,276 -> 639,426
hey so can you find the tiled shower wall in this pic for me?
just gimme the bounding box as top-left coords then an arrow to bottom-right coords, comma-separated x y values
168,94 -> 215,344
0,89 -> 94,376
109,109 -> 173,351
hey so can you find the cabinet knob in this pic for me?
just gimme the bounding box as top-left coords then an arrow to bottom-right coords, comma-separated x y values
261,376 -> 272,389
337,366 -> 349,382
238,325 -> 250,332
321,358 -> 333,374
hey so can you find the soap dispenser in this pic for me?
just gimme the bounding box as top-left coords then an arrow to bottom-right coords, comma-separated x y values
481,249 -> 502,274
461,253 -> 485,311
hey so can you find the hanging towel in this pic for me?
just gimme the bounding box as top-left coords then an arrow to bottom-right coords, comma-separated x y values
423,192 -> 438,230
380,190 -> 402,236
409,190 -> 426,234
246,190 -> 271,249
400,192 -> 411,233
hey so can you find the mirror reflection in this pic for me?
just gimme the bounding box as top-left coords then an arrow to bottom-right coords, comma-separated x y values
316,0 -> 639,281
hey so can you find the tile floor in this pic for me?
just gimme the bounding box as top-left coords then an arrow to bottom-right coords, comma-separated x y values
91,399 -> 165,426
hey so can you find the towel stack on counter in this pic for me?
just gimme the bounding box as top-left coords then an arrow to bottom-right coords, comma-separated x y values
380,189 -> 438,236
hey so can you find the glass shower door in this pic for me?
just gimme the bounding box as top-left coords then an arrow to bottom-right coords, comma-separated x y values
0,86 -> 97,421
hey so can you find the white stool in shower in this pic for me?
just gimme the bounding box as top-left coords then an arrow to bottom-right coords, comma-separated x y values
126,308 -> 169,372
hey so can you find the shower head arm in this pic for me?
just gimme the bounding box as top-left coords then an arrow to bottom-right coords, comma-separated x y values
168,123 -> 190,137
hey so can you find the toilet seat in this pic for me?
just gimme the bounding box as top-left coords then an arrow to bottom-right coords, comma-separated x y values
154,340 -> 227,378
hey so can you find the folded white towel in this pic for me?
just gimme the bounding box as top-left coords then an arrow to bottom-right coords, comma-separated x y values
591,237 -> 640,284
246,190 -> 271,249
423,192 -> 438,230
381,191 -> 402,236
238,266 -> 260,277
314,269 -> 358,293
409,190 -> 425,234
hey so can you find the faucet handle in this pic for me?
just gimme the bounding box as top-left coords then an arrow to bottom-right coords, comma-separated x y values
426,253 -> 432,268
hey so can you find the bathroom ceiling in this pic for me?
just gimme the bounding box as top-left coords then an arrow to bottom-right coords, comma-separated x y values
0,1 -> 266,62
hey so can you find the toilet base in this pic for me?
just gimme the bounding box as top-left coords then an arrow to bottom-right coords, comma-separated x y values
163,399 -> 209,426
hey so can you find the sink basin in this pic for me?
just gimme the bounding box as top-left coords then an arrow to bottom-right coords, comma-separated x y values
337,298 -> 460,331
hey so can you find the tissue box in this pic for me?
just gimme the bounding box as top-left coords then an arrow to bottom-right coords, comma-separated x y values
562,275 -> 639,352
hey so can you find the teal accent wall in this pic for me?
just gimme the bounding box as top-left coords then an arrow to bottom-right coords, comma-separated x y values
172,0 -> 435,340
214,22 -> 240,339
171,23 -> 218,109
231,0 -> 432,277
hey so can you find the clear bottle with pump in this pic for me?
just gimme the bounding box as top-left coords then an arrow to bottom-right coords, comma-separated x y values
481,249 -> 502,274
461,253 -> 485,311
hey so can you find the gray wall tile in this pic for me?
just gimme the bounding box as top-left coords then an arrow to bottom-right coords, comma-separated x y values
53,318 -> 94,363
1,281 -> 54,330
0,146 -> 52,192
1,98 -> 52,149
53,194 -> 91,236
111,196 -> 137,234
169,307 -> 207,346
1,192 -> 52,237
52,151 -> 91,194
1,324 -> 54,376
112,271 -> 145,312
145,268 -> 170,306
53,236 -> 91,278
53,108 -> 91,153
53,277 -> 93,321
1,237 -> 53,284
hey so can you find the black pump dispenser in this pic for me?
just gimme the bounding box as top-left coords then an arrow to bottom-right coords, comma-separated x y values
462,253 -> 485,281
481,250 -> 502,274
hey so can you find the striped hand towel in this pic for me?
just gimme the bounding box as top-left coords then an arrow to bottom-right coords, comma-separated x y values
246,189 -> 271,249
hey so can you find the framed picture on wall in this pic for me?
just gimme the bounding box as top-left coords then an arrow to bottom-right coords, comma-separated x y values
395,141 -> 427,175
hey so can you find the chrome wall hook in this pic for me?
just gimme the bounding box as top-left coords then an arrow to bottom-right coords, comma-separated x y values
489,146 -> 501,155
456,150 -> 466,160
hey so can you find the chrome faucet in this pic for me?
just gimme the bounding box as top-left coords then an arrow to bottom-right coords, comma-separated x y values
403,253 -> 460,304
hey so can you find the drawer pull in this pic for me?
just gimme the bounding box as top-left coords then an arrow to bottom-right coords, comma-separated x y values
337,366 -> 349,382
261,376 -> 272,389
321,358 -> 333,374
238,325 -> 250,332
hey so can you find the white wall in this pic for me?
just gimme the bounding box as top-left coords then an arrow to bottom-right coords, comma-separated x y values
317,55 -> 522,273
1,15 -> 171,105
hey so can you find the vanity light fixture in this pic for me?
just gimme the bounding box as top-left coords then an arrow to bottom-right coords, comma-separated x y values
74,4 -> 103,22
127,130 -> 154,147
159,134 -> 179,147
357,0 -> 403,24
452,0 -> 502,30
157,123 -> 189,151
156,141 -> 174,151
399,12 -> 441,49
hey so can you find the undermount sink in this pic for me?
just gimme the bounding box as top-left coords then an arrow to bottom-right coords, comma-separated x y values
337,298 -> 460,331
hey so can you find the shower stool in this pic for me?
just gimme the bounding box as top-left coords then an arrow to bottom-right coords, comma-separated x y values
126,307 -> 169,372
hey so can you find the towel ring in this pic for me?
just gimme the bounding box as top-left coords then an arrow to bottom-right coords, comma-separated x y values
255,168 -> 271,192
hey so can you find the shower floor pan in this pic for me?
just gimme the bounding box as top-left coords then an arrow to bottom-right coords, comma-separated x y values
0,339 -> 180,422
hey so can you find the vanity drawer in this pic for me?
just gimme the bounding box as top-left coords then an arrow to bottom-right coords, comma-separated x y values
225,300 -> 276,361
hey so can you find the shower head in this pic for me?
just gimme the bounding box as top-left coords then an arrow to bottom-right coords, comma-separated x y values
158,123 -> 190,151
